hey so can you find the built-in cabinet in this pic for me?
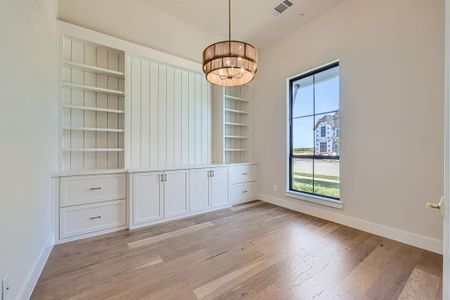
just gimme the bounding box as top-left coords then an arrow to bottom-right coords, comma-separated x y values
130,164 -> 253,230
54,21 -> 258,244
132,172 -> 164,225
164,170 -> 189,218
189,169 -> 211,212
189,167 -> 230,212
210,168 -> 230,208
56,172 -> 127,241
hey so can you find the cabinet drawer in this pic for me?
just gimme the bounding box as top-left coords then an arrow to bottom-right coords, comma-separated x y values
60,200 -> 126,239
230,182 -> 257,204
230,165 -> 257,184
60,174 -> 126,207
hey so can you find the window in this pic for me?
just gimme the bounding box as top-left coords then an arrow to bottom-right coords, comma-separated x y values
289,62 -> 340,200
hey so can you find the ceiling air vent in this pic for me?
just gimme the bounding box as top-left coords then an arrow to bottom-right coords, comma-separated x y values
272,0 -> 294,16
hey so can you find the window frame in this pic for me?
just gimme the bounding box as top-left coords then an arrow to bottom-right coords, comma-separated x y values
287,61 -> 341,205
320,126 -> 326,137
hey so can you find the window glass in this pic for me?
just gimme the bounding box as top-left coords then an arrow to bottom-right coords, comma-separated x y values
289,62 -> 340,200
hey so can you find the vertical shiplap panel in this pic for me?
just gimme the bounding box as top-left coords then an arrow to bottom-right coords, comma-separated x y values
140,59 -> 151,168
201,77 -> 208,164
95,47 -> 109,169
149,62 -> 159,167
207,83 -> 212,163
70,40 -> 84,169
83,44 -> 97,169
194,74 -> 202,164
181,71 -> 189,165
174,69 -> 182,166
130,56 -> 142,168
158,65 -> 167,167
166,67 -> 175,166
188,72 -> 196,164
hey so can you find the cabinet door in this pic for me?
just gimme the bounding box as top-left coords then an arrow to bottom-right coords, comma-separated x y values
164,170 -> 189,218
189,169 -> 210,212
211,168 -> 229,208
132,172 -> 163,225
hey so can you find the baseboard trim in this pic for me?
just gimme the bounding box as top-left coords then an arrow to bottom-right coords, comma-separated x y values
17,234 -> 54,300
259,193 -> 443,254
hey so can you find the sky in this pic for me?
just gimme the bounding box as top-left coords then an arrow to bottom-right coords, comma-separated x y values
292,70 -> 339,150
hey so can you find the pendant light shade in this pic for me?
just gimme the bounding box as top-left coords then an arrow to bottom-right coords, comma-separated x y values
202,0 -> 258,87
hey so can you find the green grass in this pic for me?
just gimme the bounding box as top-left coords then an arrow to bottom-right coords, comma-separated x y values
292,174 -> 340,199
293,147 -> 314,154
293,172 -> 339,181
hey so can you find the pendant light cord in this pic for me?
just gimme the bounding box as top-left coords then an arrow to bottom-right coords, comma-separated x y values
228,0 -> 231,42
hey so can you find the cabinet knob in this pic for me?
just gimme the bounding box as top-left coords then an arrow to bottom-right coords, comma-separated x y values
90,216 -> 102,220
89,187 -> 102,191
241,173 -> 248,175
242,190 -> 248,193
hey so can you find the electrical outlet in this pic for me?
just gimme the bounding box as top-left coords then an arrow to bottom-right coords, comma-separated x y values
273,184 -> 278,192
2,274 -> 10,300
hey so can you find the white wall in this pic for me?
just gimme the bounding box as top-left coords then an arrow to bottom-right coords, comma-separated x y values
58,0 -> 224,63
253,0 -> 445,248
0,0 -> 57,298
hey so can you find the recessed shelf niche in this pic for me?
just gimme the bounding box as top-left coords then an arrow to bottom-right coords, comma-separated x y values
214,85 -> 252,164
59,35 -> 125,171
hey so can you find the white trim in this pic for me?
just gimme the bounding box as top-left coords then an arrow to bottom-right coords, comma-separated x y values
443,0 -> 450,297
57,20 -> 202,73
285,190 -> 343,209
287,59 -> 340,81
17,235 -> 54,300
129,204 -> 231,230
259,193 -> 443,254
55,226 -> 128,245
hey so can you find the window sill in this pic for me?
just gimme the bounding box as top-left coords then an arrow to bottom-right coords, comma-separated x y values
284,190 -> 344,209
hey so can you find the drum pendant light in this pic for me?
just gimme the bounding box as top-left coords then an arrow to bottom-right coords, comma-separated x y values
202,0 -> 258,87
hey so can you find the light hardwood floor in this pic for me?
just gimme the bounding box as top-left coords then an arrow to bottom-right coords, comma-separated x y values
32,201 -> 442,300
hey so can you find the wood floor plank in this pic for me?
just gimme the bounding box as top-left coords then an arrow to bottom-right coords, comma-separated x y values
128,221 -> 214,249
31,203 -> 443,300
127,256 -> 164,272
230,200 -> 264,211
398,267 -> 441,300
256,284 -> 291,300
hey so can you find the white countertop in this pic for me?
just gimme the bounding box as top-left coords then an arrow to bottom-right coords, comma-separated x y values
52,162 -> 257,177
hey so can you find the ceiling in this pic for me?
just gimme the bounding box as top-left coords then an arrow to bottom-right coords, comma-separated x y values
140,0 -> 344,49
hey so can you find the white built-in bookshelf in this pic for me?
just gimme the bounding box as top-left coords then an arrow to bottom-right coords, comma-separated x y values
59,35 -> 125,171
214,85 -> 251,164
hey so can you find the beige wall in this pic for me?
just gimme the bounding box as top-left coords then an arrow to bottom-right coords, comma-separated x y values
58,0 -> 224,63
0,0 -> 57,298
252,0 -> 445,242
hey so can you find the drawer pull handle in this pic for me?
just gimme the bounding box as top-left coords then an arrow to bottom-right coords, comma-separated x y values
90,216 -> 102,220
242,190 -> 248,193
90,187 -> 102,191
241,173 -> 248,175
